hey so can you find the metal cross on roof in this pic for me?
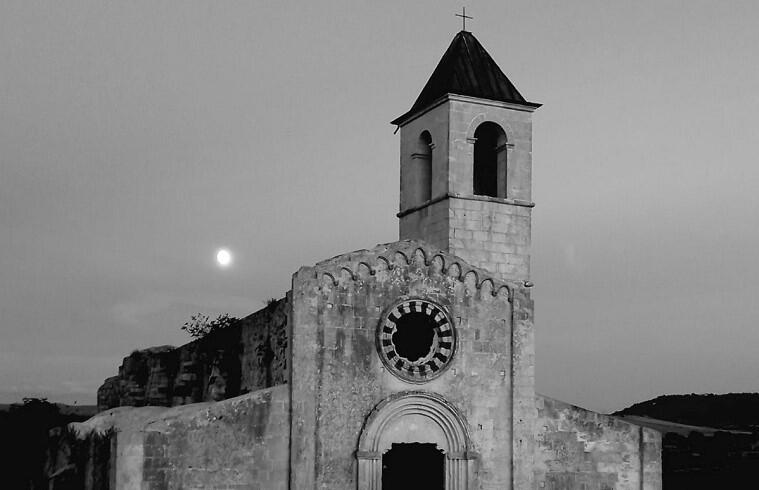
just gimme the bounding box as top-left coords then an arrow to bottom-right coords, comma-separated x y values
455,7 -> 473,31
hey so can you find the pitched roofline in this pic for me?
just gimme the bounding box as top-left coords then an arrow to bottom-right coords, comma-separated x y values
391,31 -> 541,126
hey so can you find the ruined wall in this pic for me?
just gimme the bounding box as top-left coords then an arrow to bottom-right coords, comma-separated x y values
289,240 -> 535,490
56,387 -> 290,490
141,386 -> 290,490
97,297 -> 290,411
535,395 -> 662,490
46,425 -> 114,490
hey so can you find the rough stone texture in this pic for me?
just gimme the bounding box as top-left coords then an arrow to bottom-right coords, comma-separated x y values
96,298 -> 289,411
141,386 -> 290,490
46,424 -> 114,490
119,346 -> 176,407
240,295 -> 290,391
145,347 -> 179,406
448,98 -> 534,203
48,405 -> 168,490
289,240 -> 533,490
535,395 -> 662,490
448,197 -> 532,280
97,376 -> 121,412
398,95 -> 536,283
399,102 -> 450,213
54,387 -> 290,490
399,198 -> 450,254
170,342 -> 204,406
512,286 -> 536,489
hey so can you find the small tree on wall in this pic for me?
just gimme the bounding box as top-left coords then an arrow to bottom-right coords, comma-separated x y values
181,313 -> 239,338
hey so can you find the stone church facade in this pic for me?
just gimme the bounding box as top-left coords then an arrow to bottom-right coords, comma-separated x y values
48,31 -> 661,490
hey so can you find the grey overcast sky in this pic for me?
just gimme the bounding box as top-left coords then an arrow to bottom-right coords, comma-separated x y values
1,0 -> 758,413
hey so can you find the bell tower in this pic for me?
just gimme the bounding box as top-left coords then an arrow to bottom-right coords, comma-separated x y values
393,30 -> 540,282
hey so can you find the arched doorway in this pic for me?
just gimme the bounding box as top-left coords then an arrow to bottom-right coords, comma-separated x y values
382,442 -> 444,490
357,391 -> 476,490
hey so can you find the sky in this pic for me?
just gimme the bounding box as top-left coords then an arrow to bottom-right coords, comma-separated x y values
1,0 -> 758,413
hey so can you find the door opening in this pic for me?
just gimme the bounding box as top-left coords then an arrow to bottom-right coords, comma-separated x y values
382,442 -> 445,490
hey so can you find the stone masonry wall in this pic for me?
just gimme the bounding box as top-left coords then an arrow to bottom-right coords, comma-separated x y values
47,424 -> 114,490
448,197 -> 532,281
399,199 -> 449,251
401,196 -> 533,283
447,98 -> 534,203
446,98 -> 534,284
398,97 -> 536,283
97,297 -> 290,411
289,240 -> 535,490
57,387 -> 290,490
535,395 -> 662,490
398,101 -> 449,212
141,386 -> 290,490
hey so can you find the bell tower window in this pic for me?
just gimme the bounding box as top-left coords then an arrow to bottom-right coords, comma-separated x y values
473,122 -> 508,198
410,131 -> 433,206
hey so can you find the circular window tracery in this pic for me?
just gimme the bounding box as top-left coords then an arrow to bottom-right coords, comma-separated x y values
377,299 -> 455,383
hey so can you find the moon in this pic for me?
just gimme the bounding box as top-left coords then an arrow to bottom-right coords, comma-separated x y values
216,248 -> 232,267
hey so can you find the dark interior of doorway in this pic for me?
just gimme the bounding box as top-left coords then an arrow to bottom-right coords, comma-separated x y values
382,442 -> 444,490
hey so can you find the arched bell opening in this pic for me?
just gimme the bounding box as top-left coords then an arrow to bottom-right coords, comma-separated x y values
408,131 -> 433,207
356,392 -> 477,490
472,122 -> 508,199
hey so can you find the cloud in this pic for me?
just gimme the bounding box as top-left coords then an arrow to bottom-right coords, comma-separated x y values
562,241 -> 580,271
60,379 -> 99,394
110,291 -> 258,328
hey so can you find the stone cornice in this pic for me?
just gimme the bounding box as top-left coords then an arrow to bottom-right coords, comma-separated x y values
393,93 -> 540,127
397,193 -> 535,218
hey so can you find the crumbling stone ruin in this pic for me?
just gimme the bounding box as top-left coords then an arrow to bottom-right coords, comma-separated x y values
96,298 -> 288,411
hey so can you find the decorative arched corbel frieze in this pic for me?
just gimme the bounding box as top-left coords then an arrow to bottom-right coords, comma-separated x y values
312,241 -> 517,301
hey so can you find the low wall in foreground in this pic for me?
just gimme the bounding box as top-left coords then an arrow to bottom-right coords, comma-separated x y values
535,395 -> 662,490
50,385 -> 290,490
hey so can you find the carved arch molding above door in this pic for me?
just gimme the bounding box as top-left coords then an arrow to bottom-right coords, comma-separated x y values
356,391 -> 478,490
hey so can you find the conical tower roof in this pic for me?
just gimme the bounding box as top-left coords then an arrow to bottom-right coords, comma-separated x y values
392,31 -> 540,125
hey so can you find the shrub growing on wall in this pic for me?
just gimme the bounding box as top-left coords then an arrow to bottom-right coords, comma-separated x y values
181,313 -> 239,339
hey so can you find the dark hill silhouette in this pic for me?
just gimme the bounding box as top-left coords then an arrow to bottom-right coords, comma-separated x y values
615,393 -> 759,431
616,393 -> 759,489
0,398 -> 96,489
